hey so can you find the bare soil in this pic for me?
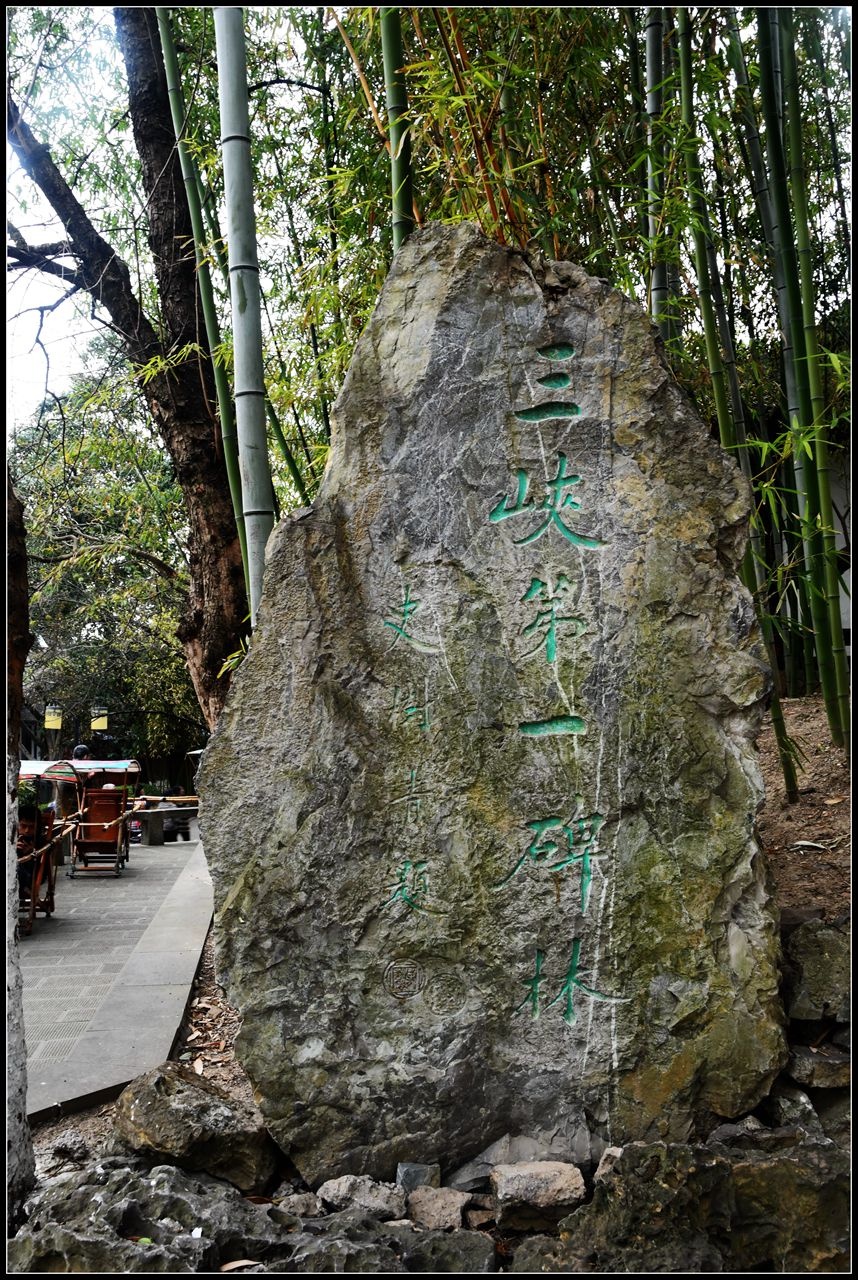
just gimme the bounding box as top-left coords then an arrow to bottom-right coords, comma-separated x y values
754,695 -> 851,921
28,694 -> 851,1174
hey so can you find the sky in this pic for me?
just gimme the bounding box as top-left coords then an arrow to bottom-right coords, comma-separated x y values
6,258 -> 97,433
6,5 -> 121,436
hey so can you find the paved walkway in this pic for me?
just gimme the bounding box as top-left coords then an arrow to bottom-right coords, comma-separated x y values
19,824 -> 212,1121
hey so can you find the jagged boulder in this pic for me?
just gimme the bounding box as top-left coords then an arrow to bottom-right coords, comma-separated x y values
199,220 -> 784,1184
7,1158 -> 294,1273
316,1173 -> 407,1220
8,1160 -> 498,1273
510,1137 -> 850,1272
112,1061 -> 278,1193
491,1160 -> 587,1230
782,915 -> 850,1022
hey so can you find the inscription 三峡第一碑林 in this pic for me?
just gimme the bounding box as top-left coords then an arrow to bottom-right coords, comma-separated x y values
494,809 -> 606,913
387,682 -> 432,733
383,585 -> 440,654
536,342 -> 575,361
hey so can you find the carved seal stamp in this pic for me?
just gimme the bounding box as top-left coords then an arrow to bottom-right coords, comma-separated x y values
383,958 -> 425,1000
424,973 -> 467,1015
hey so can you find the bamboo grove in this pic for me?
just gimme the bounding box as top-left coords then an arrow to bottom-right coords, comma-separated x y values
7,7 -> 850,789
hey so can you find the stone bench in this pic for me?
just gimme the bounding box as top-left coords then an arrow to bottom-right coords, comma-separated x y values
136,806 -> 198,847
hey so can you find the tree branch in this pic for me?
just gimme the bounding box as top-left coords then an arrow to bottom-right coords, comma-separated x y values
7,90 -> 160,361
248,76 -> 323,95
7,244 -> 88,289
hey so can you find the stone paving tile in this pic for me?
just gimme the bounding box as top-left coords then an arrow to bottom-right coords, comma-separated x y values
20,840 -> 211,1116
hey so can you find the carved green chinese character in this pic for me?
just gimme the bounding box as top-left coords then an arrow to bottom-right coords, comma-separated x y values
546,938 -> 628,1026
521,575 -> 586,662
488,454 -> 604,548
384,858 -> 431,913
494,806 -> 605,913
383,586 -> 440,653
518,939 -> 629,1026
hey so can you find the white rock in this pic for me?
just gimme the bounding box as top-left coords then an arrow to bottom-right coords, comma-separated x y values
407,1185 -> 471,1231
278,1191 -> 324,1217
316,1173 -> 407,1220
490,1160 -> 586,1227
594,1146 -> 624,1182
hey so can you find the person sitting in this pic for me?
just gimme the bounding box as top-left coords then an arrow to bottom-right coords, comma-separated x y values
161,788 -> 191,842
71,744 -> 107,788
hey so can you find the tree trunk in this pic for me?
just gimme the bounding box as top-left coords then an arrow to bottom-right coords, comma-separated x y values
115,6 -> 248,726
6,469 -> 36,1228
7,7 -> 248,730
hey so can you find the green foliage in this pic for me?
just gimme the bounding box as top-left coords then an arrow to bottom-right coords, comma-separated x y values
217,626 -> 251,680
10,349 -> 206,774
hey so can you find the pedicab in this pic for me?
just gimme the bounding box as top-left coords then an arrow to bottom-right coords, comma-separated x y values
45,757 -> 143,878
16,760 -> 68,934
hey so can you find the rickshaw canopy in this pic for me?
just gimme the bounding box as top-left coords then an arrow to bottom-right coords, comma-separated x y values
19,759 -> 142,782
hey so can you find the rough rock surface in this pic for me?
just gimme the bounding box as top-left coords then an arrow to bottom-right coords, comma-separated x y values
782,915 -> 850,1021
512,1137 -> 850,1273
407,1184 -> 471,1230
787,1043 -> 851,1090
7,1158 -> 295,1273
7,1160 -> 498,1274
112,1061 -> 278,1193
10,1131 -> 847,1274
446,1132 -> 572,1191
397,1160 -> 441,1190
491,1159 -> 587,1229
198,221 -> 785,1184
316,1172 -> 407,1220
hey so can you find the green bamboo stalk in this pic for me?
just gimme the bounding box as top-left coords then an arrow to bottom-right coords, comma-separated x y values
712,131 -> 737,342
661,7 -> 683,351
757,7 -> 841,743
676,11 -> 734,450
259,285 -> 321,482
803,13 -> 851,271
586,145 -> 625,266
281,195 -> 333,443
620,8 -> 649,247
155,7 -> 250,602
196,171 -> 230,287
645,7 -> 669,336
314,5 -> 346,375
730,7 -> 834,725
213,5 -> 276,622
380,7 -> 414,253
266,401 -> 310,505
780,448 -> 818,695
678,7 -> 798,799
780,8 -> 851,750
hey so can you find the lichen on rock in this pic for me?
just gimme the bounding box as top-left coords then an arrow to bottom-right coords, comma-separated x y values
198,221 -> 785,1186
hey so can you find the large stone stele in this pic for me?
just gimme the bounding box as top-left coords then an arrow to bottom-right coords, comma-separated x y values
198,222 -> 785,1185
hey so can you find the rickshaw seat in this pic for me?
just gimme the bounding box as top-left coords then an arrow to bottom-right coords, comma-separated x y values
17,811 -> 57,934
69,788 -> 129,877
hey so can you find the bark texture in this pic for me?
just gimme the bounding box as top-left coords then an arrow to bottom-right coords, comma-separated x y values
6,469 -> 36,1227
